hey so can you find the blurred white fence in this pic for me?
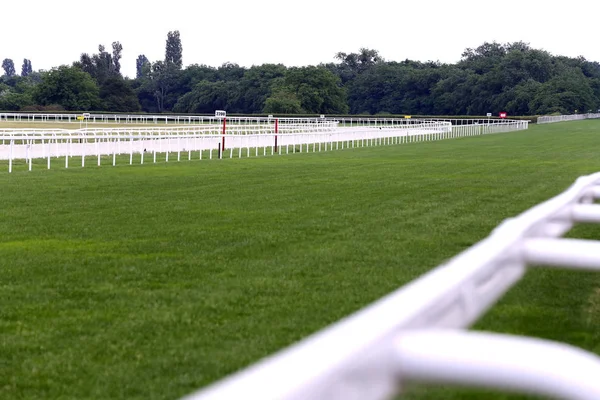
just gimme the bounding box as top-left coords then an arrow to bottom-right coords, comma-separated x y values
537,113 -> 600,124
450,120 -> 529,135
0,112 -> 527,128
0,121 -> 339,136
0,112 -> 318,125
0,119 -> 528,173
183,171 -> 600,400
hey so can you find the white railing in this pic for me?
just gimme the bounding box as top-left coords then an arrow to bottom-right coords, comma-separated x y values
0,112 -> 302,125
0,112 -> 326,125
325,117 -> 528,127
0,124 -> 447,172
183,171 -> 600,400
0,120 -> 530,173
0,123 -> 337,138
0,113 -> 436,126
537,113 -> 600,124
0,112 -> 528,128
450,120 -> 529,136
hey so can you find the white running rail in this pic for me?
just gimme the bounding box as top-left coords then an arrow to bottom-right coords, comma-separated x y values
0,120 -> 529,173
184,171 -> 600,400
0,113 -> 334,125
538,113 -> 600,124
0,112 -> 528,128
0,122 -> 339,136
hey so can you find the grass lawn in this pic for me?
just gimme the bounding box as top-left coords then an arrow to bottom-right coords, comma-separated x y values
1,121 -> 600,399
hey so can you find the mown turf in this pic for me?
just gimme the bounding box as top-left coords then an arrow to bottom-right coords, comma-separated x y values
2,121 -> 600,400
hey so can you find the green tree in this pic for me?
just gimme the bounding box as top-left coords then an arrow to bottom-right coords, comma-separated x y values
34,65 -> 101,111
346,61 -> 450,115
263,88 -> 303,114
100,76 -> 141,112
75,44 -> 119,86
502,79 -> 543,115
0,91 -> 35,111
173,80 -> 241,113
165,31 -> 183,69
2,59 -> 16,77
112,42 -> 123,74
431,68 -> 478,115
154,61 -> 177,112
529,68 -> 596,114
216,62 -> 245,81
21,59 -> 32,77
136,55 -> 150,79
331,48 -> 383,84
239,64 -> 287,113
460,41 -> 507,74
131,61 -> 157,112
266,66 -> 348,114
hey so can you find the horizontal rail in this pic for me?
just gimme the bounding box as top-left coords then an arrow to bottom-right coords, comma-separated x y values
0,120 -> 528,173
394,331 -> 600,399
0,112 -> 334,125
0,120 -> 530,141
183,170 -> 600,400
0,122 -> 340,136
0,112 -> 528,128
538,113 -> 600,124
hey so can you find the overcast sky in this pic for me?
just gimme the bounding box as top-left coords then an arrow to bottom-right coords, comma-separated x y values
2,0 -> 597,78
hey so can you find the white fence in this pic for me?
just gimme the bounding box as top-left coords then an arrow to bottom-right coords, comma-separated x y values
0,112 -> 310,125
0,119 -> 529,173
0,122 -> 443,172
183,171 -> 600,400
0,112 -> 527,128
0,122 -> 339,136
450,120 -> 529,135
0,112 -> 449,126
537,113 -> 600,124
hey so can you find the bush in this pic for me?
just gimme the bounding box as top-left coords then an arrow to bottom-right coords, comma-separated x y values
19,105 -> 42,112
41,104 -> 65,112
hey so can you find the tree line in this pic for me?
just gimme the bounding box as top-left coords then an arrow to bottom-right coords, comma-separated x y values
1,35 -> 600,116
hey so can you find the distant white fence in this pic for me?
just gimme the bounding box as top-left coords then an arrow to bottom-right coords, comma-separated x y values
0,112 -> 304,125
450,120 -> 529,135
537,113 -> 600,124
0,119 -> 528,173
0,112 -> 527,128
0,122 -> 339,137
183,171 -> 600,400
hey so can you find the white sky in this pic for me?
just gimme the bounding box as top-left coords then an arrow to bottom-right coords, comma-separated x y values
2,0 -> 598,79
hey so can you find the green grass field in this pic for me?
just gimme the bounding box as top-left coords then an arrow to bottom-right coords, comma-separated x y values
2,121 -> 600,400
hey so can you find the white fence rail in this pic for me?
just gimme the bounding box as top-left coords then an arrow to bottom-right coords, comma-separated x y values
0,112 -> 323,125
0,122 -> 339,137
0,112 -> 528,128
183,171 -> 600,400
537,113 -> 600,124
0,120 -> 529,173
450,120 -> 529,135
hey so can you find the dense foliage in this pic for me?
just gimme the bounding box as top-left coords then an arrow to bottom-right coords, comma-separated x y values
1,37 -> 600,115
